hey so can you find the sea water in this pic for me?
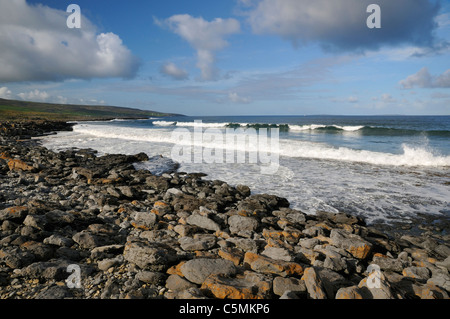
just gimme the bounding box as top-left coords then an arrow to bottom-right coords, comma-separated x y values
40,115 -> 450,225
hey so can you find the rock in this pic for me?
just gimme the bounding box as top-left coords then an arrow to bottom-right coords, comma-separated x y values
45,210 -> 76,226
273,276 -> 307,297
20,260 -> 69,280
436,255 -> 450,271
135,271 -> 166,285
371,255 -> 405,273
131,212 -> 158,230
228,215 -> 259,236
299,238 -> 320,249
7,159 -> 34,172
357,276 -> 395,299
166,274 -> 197,291
227,238 -> 259,253
20,241 -> 54,261
123,239 -> 178,271
36,285 -> 74,299
90,244 -> 124,260
23,214 -> 48,230
98,256 -> 123,271
323,256 -> 347,272
402,266 -> 431,281
329,229 -> 372,260
335,286 -> 368,299
261,246 -> 293,262
218,247 -> 245,266
179,234 -> 216,251
236,185 -> 251,197
201,273 -> 272,299
186,213 -> 221,232
243,252 -> 303,277
72,231 -> 113,249
301,267 -> 327,299
43,234 -> 74,247
427,272 -> 450,292
0,206 -> 28,222
180,258 -> 236,284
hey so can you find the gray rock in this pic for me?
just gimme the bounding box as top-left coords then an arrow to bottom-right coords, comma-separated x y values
329,229 -> 372,260
43,234 -> 74,247
123,239 -> 178,271
132,212 -> 157,229
180,258 -> 236,284
166,274 -> 197,291
301,267 -> 327,299
36,285 -> 74,299
324,256 -> 347,272
72,231 -> 113,249
273,276 -> 306,296
135,271 -> 166,285
262,246 -> 293,262
179,234 -> 216,251
23,214 -> 47,230
228,215 -> 259,235
20,260 -> 69,280
186,213 -> 221,232
371,255 -> 405,273
299,238 -> 320,249
98,256 -> 123,271
402,266 -> 431,281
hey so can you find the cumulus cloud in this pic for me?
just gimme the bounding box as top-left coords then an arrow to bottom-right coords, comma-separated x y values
0,0 -> 140,83
0,87 -> 12,99
155,14 -> 240,80
400,67 -> 450,89
160,62 -> 189,80
17,89 -> 50,102
242,0 -> 440,52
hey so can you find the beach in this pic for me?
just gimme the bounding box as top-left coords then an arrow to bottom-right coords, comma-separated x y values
0,120 -> 449,299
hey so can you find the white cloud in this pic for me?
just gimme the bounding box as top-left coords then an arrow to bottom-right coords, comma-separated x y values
17,89 -> 50,102
228,92 -> 250,103
381,93 -> 396,103
0,0 -> 140,83
400,67 -> 450,89
0,86 -> 12,99
156,14 -> 240,80
243,0 -> 439,52
160,62 -> 189,80
348,96 -> 358,103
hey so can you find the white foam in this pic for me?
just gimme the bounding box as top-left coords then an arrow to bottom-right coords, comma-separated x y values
70,124 -> 450,168
289,124 -> 365,131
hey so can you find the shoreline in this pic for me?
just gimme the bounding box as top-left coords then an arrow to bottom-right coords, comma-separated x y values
0,120 -> 449,299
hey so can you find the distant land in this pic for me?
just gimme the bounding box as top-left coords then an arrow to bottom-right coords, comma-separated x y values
0,98 -> 182,121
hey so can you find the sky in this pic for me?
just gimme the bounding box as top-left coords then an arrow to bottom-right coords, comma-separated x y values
0,0 -> 449,116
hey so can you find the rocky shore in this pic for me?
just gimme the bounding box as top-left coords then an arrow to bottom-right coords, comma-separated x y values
0,121 -> 449,299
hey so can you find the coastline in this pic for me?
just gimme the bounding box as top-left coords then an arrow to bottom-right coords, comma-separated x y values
0,120 -> 449,299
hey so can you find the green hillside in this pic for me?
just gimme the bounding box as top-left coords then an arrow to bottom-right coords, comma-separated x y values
0,98 -> 181,121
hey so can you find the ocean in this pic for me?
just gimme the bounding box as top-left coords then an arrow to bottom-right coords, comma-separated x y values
40,115 -> 450,226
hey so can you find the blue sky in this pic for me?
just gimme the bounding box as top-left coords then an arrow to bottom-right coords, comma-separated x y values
0,0 -> 449,116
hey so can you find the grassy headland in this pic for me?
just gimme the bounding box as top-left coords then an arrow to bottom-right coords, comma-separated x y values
0,98 -> 181,121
